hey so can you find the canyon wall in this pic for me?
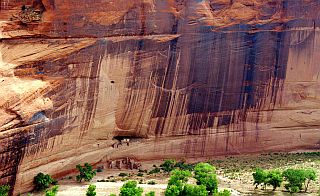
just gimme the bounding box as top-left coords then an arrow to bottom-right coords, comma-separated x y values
0,0 -> 320,194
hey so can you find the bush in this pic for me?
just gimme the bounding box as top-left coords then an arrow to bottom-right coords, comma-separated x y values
148,167 -> 161,175
145,191 -> 155,196
33,173 -> 55,191
194,163 -> 218,194
45,185 -> 59,196
182,184 -> 208,196
252,168 -> 267,189
266,170 -> 282,191
147,181 -> 156,185
160,160 -> 176,173
119,173 -> 128,177
120,181 -> 143,196
0,185 -> 10,196
76,163 -> 96,182
213,189 -> 231,196
86,184 -> 96,196
96,167 -> 103,173
137,173 -> 144,177
174,161 -> 194,171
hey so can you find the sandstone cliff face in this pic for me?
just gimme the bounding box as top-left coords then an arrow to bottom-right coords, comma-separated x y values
0,0 -> 320,194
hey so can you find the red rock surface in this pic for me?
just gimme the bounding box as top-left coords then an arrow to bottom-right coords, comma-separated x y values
0,0 -> 319,194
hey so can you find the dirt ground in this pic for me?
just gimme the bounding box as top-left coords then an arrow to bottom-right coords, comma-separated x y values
27,152 -> 319,196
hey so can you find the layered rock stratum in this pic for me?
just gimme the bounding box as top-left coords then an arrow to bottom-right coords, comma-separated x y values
0,0 -> 319,194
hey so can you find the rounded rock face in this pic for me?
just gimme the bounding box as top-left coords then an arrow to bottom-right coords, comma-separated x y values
0,0 -> 320,194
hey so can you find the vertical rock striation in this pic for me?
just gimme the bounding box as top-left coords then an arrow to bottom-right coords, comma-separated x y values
0,0 -> 319,194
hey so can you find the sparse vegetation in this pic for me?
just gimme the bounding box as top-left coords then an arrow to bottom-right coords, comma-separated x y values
76,163 -> 96,182
160,160 -> 176,173
86,184 -> 96,196
148,167 -> 161,175
0,184 -> 10,196
147,180 -> 156,185
119,173 -> 129,177
33,173 -> 56,191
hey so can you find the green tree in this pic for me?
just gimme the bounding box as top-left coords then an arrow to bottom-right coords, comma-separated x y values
86,184 -> 96,196
266,170 -> 282,191
120,181 -> 143,196
283,169 -> 305,193
145,191 -> 155,196
165,169 -> 192,196
304,169 -> 316,192
252,168 -> 267,189
213,189 -> 231,196
33,173 -> 55,191
194,163 -> 218,194
160,160 -> 176,173
76,163 -> 96,182
45,185 -> 59,196
182,184 -> 208,196
165,185 -> 180,196
0,185 -> 10,196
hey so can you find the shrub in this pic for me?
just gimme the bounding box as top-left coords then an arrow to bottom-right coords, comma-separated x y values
96,167 -> 103,173
86,184 -> 96,196
213,189 -> 231,196
45,185 -> 59,196
266,170 -> 282,191
0,185 -> 10,196
148,167 -> 161,175
174,161 -> 194,171
252,168 -> 267,189
194,163 -> 218,194
110,194 -> 117,196
76,163 -> 96,182
137,173 -> 144,177
121,178 -> 129,182
182,184 -> 208,196
33,173 -> 55,191
145,191 -> 155,196
147,181 -> 156,185
119,173 -> 128,177
160,160 -> 176,173
120,181 -> 143,196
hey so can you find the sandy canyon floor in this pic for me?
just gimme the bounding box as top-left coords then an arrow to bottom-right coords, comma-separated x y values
25,152 -> 320,196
